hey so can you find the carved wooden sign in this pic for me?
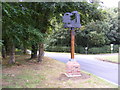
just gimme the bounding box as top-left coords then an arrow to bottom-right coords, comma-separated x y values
62,11 -> 81,28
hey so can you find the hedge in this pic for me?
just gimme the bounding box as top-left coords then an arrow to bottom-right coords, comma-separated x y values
45,46 -> 70,52
45,45 -> 120,54
88,45 -> 119,54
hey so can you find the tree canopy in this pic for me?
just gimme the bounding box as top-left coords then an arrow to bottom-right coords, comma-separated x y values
1,2 -> 119,64
47,6 -> 119,48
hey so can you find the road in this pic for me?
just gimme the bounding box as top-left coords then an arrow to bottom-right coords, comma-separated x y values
45,52 -> 119,85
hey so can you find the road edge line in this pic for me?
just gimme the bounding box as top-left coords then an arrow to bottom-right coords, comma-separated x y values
94,74 -> 119,86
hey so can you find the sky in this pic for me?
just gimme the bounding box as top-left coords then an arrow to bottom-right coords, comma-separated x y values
101,0 -> 119,8
18,0 -> 119,8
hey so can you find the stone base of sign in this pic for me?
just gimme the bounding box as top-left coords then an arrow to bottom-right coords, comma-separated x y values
65,61 -> 81,77
65,73 -> 81,77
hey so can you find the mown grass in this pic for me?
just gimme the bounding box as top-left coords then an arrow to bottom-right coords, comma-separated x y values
2,66 -> 45,88
97,55 -> 119,63
2,55 -> 118,88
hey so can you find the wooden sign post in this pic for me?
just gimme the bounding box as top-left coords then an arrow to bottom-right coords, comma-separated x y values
70,28 -> 75,60
62,11 -> 81,77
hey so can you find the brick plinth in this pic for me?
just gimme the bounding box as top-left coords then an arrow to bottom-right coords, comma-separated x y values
65,61 -> 81,77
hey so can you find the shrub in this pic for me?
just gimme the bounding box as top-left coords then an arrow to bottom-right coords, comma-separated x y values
45,45 -> 120,54
75,46 -> 85,54
45,46 -> 70,52
88,45 -> 120,54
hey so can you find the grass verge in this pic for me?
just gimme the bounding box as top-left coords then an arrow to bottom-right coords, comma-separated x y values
96,55 -> 119,64
2,55 -> 118,88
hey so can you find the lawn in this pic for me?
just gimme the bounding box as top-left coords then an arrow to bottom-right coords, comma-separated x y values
96,54 -> 119,64
2,55 -> 118,88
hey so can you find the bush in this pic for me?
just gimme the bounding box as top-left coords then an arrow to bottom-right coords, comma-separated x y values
46,46 -> 86,53
45,45 -> 120,54
75,46 -> 85,54
15,48 -> 23,55
88,45 -> 119,54
113,45 -> 119,53
45,46 -> 70,52
88,46 -> 110,54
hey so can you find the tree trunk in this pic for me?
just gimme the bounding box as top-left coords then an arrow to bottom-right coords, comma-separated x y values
31,44 -> 38,59
38,43 -> 44,62
23,47 -> 27,54
8,44 -> 15,64
5,44 -> 10,56
2,46 -> 6,59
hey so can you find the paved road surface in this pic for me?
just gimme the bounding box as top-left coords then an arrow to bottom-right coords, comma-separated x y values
45,52 -> 119,85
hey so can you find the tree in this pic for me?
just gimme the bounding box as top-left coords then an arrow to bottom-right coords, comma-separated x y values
46,2 -> 107,48
105,8 -> 119,44
2,2 -> 107,64
2,3 -> 45,63
76,20 -> 110,47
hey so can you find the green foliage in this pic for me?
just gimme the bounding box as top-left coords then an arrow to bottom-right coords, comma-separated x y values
88,45 -> 119,54
76,30 -> 108,47
2,3 -> 46,45
103,8 -> 119,44
75,46 -> 86,54
2,2 -> 57,53
54,2 -> 106,25
47,6 -> 119,49
46,45 -> 119,54
0,40 -> 3,46
2,2 -> 119,59
106,15 -> 119,44
2,2 -> 106,44
87,32 -> 106,47
45,46 -> 70,52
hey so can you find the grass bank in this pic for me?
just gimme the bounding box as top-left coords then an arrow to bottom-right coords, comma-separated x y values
2,55 -> 118,88
96,54 -> 119,64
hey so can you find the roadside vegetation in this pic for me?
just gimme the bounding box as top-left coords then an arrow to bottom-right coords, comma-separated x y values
46,45 -> 120,54
96,54 -> 119,64
1,1 -> 119,88
46,7 -> 119,54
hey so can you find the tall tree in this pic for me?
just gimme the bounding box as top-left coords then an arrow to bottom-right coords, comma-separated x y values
2,2 -> 107,64
2,3 -> 45,63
